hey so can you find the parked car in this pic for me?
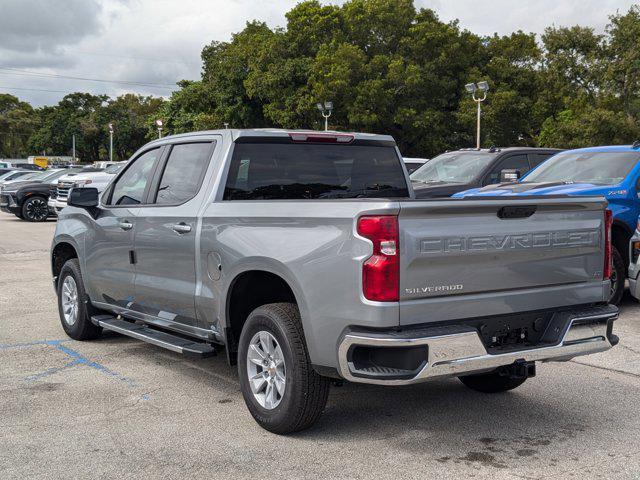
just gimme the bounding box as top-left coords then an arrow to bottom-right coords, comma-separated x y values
49,162 -> 126,214
628,220 -> 640,301
0,169 -> 82,221
51,129 -> 618,434
454,145 -> 640,305
0,161 -> 44,171
410,147 -> 561,198
0,171 -> 43,190
0,169 -> 34,183
403,157 -> 429,174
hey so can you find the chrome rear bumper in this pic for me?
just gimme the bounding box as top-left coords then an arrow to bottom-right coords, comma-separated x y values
337,305 -> 618,385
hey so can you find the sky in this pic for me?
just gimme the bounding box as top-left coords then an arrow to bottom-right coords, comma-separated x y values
0,0 -> 637,107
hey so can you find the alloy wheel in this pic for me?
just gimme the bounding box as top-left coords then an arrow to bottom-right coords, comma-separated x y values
246,330 -> 286,409
26,198 -> 48,221
61,276 -> 79,326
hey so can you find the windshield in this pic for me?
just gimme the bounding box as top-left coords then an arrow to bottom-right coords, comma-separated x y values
524,152 -> 640,185
410,152 -> 495,184
10,171 -> 42,181
0,170 -> 28,181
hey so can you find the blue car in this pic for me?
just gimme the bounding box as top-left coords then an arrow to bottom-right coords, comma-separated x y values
454,144 -> 640,304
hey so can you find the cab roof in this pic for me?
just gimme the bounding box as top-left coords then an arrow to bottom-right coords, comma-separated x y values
145,128 -> 395,145
558,145 -> 640,154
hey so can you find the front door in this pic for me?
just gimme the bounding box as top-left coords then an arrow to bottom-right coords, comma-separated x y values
132,141 -> 216,327
84,147 -> 162,308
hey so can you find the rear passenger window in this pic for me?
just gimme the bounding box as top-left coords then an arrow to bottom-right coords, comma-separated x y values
154,142 -> 213,205
224,142 -> 409,200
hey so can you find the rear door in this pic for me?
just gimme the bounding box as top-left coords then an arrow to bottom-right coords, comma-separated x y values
132,140 -> 216,328
398,197 -> 607,326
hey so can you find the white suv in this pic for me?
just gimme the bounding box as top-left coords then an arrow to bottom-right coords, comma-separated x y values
49,162 -> 127,214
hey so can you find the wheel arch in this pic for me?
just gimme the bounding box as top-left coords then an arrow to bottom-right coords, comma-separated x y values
611,219 -> 633,267
222,263 -> 309,365
51,239 -> 80,290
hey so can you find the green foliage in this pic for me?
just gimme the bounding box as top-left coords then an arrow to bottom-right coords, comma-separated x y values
0,94 -> 38,158
26,93 -> 164,162
158,0 -> 640,156
5,1 -> 640,160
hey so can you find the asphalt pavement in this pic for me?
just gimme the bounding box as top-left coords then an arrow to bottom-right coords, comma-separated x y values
1,214 -> 639,479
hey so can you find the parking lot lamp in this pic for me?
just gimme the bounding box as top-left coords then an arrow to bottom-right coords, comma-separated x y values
156,119 -> 163,139
316,101 -> 333,131
465,81 -> 489,149
108,123 -> 114,162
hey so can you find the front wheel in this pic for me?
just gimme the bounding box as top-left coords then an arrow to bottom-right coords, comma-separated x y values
238,303 -> 330,434
57,258 -> 102,340
608,247 -> 624,306
21,196 -> 49,222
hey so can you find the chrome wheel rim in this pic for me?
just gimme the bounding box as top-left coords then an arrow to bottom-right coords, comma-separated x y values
26,198 -> 48,221
61,276 -> 79,326
246,331 -> 286,410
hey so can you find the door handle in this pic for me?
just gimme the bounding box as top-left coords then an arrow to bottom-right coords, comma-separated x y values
119,220 -> 133,230
172,223 -> 192,234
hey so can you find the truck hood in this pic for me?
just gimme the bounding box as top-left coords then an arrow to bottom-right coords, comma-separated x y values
0,179 -> 42,191
411,181 -> 474,198
58,171 -> 114,185
455,182 -> 617,198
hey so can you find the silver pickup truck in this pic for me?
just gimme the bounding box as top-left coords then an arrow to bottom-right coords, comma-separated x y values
51,129 -> 618,433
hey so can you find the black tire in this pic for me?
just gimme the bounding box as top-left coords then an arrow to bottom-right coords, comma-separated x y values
238,302 -> 330,434
57,258 -> 102,340
459,369 -> 528,393
608,246 -> 624,306
21,195 -> 49,222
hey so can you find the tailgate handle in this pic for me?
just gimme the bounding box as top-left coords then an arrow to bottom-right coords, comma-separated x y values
497,205 -> 537,219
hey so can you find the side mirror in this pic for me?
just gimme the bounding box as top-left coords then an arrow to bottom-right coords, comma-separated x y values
500,169 -> 520,183
68,187 -> 99,208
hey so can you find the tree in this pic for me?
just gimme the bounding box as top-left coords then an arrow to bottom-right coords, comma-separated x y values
604,6 -> 640,120
0,94 -> 38,158
27,92 -> 163,162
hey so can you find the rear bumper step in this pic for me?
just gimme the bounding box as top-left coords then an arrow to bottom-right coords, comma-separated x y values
338,304 -> 618,385
91,315 -> 216,358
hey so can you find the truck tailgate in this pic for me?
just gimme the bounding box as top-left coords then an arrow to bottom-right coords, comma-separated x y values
399,197 -> 608,326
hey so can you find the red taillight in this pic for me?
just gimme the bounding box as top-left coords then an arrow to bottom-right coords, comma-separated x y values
604,209 -> 613,280
357,215 -> 399,302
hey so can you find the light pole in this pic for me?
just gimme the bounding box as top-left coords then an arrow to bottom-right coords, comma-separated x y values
108,123 -> 114,162
72,134 -> 76,163
465,81 -> 489,149
316,101 -> 333,131
156,119 -> 163,139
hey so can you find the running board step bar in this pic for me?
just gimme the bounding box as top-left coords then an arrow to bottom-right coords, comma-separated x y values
91,315 -> 216,358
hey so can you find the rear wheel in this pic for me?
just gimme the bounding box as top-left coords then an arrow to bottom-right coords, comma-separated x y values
21,196 -> 49,222
459,369 -> 528,393
238,303 -> 330,434
608,247 -> 624,306
57,258 -> 102,340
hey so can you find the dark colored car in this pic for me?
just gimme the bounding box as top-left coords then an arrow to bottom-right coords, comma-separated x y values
410,147 -> 562,198
0,169 -> 80,221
